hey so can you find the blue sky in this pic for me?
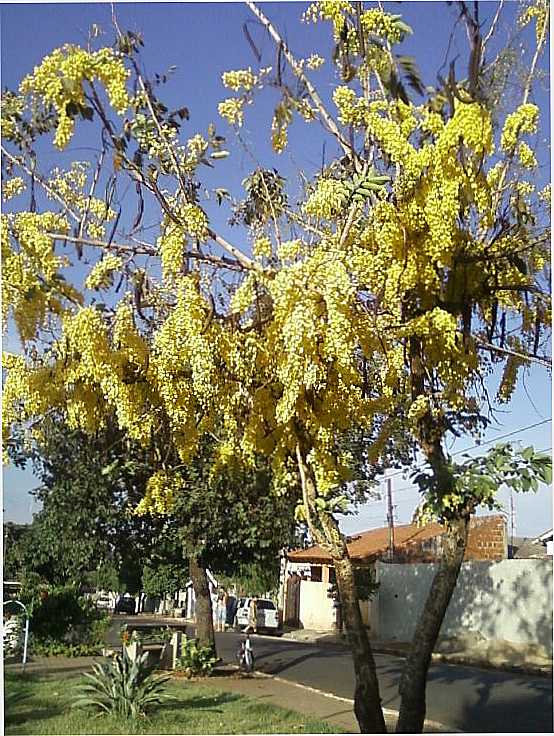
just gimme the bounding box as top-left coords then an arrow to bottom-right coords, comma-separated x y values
1,1 -> 551,537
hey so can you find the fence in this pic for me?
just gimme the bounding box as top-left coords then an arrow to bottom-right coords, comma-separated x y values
375,558 -> 553,655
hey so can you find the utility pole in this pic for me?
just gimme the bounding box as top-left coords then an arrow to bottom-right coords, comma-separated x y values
509,490 -> 516,558
386,477 -> 395,562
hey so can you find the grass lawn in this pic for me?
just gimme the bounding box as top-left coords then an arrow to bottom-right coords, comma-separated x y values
5,671 -> 342,735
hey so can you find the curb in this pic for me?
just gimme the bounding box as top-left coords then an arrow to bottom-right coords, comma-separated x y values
276,634 -> 553,679
246,667 -> 460,733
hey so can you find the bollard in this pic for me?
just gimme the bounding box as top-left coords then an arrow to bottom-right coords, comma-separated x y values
171,631 -> 182,669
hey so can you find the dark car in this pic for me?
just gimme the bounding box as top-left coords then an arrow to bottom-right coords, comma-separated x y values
114,596 -> 136,615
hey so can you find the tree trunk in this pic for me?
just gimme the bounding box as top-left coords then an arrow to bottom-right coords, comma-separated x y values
295,442 -> 386,733
396,516 -> 469,733
334,555 -> 387,734
189,554 -> 216,654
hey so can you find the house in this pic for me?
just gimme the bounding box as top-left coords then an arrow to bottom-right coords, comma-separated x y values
282,515 -> 507,631
511,529 -> 553,559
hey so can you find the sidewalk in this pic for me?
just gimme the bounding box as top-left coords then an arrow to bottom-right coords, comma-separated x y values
279,628 -> 553,678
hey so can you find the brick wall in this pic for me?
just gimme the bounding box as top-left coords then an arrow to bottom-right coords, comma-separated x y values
387,515 -> 507,563
465,515 -> 507,561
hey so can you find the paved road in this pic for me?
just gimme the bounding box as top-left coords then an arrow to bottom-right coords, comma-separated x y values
109,618 -> 553,733
215,632 -> 552,733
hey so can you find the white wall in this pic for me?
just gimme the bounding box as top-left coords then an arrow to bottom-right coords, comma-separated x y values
375,558 -> 553,654
298,581 -> 335,631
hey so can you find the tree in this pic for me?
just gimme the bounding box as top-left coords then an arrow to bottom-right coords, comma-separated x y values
6,418 -> 184,591
2,1 -> 550,732
149,439 -> 298,648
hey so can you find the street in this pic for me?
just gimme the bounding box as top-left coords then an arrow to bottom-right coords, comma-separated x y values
109,618 -> 553,733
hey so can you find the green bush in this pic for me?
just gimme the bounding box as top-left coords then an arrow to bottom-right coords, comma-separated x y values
20,582 -> 110,654
29,636 -> 104,658
175,636 -> 218,678
73,649 -> 174,718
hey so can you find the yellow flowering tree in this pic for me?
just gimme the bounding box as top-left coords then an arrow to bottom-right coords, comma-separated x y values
2,3 -> 550,733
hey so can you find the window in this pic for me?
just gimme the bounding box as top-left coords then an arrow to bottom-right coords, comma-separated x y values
329,567 -> 336,585
256,599 -> 276,610
310,565 -> 322,582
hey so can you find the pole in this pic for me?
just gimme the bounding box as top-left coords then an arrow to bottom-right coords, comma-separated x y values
509,490 -> 515,558
22,616 -> 29,670
386,477 -> 395,562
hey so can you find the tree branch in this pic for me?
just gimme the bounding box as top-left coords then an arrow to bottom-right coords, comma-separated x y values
475,339 -> 551,368
245,1 -> 354,160
1,146 -> 80,223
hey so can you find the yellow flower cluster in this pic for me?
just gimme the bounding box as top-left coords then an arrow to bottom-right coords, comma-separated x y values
231,274 -> 256,314
306,54 -> 325,70
157,218 -> 185,282
182,203 -> 209,239
2,177 -> 26,201
497,355 -> 520,403
271,125 -> 288,154
304,178 -> 349,219
500,103 -> 539,152
134,471 -> 183,516
294,98 -> 316,122
303,1 -> 353,37
539,183 -> 551,205
20,45 -> 130,149
156,203 -> 207,282
84,254 -> 123,290
187,134 -> 208,157
218,97 -> 245,126
253,236 -> 272,258
2,352 -> 66,449
222,68 -> 256,92
2,211 -> 80,340
438,101 -> 493,157
113,301 -> 149,367
333,86 -> 369,127
277,239 -> 303,261
360,9 -> 404,44
517,141 -> 538,169
1,91 -> 25,141
518,0 -> 549,44
407,394 -> 430,422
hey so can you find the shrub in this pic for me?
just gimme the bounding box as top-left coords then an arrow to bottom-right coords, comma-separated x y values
73,648 -> 174,718
29,635 -> 104,658
175,636 -> 218,678
21,583 -> 110,655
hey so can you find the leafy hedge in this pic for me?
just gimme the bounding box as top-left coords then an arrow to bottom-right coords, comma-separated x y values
20,581 -> 110,657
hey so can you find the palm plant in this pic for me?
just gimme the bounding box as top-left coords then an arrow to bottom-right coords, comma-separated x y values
73,648 -> 174,718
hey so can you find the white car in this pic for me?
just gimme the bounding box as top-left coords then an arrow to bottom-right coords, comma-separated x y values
235,597 -> 280,634
95,594 -> 113,612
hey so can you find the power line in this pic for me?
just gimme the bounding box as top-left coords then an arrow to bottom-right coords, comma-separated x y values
451,418 -> 552,457
362,429 -> 552,508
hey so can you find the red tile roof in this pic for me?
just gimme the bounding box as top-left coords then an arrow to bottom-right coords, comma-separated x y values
287,515 -> 506,563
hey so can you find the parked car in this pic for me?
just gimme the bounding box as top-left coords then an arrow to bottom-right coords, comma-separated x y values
235,597 -> 280,634
114,595 -> 136,615
95,594 -> 113,612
